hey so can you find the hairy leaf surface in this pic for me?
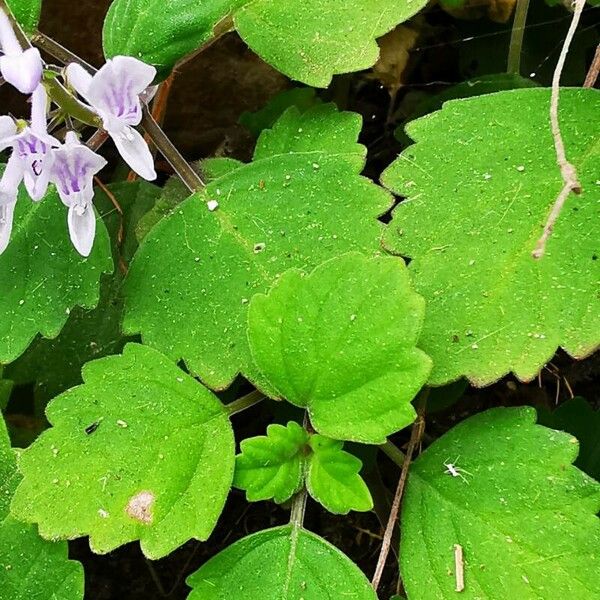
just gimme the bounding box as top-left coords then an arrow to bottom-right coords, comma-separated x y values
10,343 -> 235,559
0,415 -> 84,600
0,183 -> 112,365
234,421 -> 309,504
186,525 -> 377,599
248,253 -> 431,443
383,88 -> 600,386
103,0 -> 428,85
306,435 -> 373,514
6,0 -> 41,32
400,407 -> 600,599
123,105 -> 392,389
5,181 -> 159,406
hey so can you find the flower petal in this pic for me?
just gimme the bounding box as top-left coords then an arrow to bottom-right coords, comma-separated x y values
0,48 -> 43,94
0,199 -> 16,255
0,115 -> 17,141
109,125 -> 156,181
68,202 -> 96,257
51,133 -> 107,207
86,56 -> 156,127
65,63 -> 94,101
0,153 -> 24,206
0,9 -> 22,56
30,84 -> 49,133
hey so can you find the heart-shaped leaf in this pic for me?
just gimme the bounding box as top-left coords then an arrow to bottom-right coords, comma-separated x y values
383,88 -> 600,386
400,407 -> 600,599
123,105 -> 393,390
0,414 -> 84,600
247,253 -> 431,443
186,525 -> 377,599
10,343 -> 235,559
0,183 -> 113,365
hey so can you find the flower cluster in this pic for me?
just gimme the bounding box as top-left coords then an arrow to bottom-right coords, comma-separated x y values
0,9 -> 157,256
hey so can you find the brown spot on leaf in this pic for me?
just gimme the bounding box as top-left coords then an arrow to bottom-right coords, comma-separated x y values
125,490 -> 155,524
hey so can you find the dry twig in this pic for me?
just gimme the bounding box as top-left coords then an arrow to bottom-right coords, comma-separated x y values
532,0 -> 586,259
371,402 -> 427,591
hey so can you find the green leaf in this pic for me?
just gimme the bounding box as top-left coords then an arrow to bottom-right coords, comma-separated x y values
234,0 -> 428,86
10,343 -> 235,559
407,73 -> 539,123
186,525 -> 377,599
306,435 -> 373,514
5,181 -> 160,407
123,105 -> 393,390
0,183 -> 113,365
103,0 -> 240,78
400,407 -> 600,599
383,88 -> 600,386
240,87 -> 322,137
234,421 -> 309,504
538,397 -> 600,481
6,0 -> 41,32
103,0 -> 429,86
0,414 -> 84,600
247,253 -> 431,443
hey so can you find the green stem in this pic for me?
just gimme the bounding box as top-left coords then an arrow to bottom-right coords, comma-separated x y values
507,0 -> 530,75
379,439 -> 406,467
43,72 -> 102,127
225,389 -> 265,416
290,487 -> 308,528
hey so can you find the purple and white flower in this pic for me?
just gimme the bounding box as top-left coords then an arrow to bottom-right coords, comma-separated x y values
0,85 -> 58,254
0,85 -> 58,201
66,56 -> 157,181
50,131 -> 107,256
0,8 -> 42,94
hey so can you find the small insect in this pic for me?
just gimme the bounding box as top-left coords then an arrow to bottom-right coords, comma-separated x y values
443,457 -> 472,484
85,418 -> 104,435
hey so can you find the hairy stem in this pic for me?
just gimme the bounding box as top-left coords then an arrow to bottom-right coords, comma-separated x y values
226,389 -> 266,416
532,0 -> 585,259
30,31 -> 205,193
507,0 -> 530,75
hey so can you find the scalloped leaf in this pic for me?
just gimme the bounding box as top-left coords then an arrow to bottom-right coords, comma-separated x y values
123,105 -> 393,390
186,525 -> 377,599
538,397 -> 600,481
10,343 -> 235,559
234,421 -> 309,504
103,0 -> 428,86
400,407 -> 600,599
0,414 -> 84,600
0,183 -> 113,365
247,253 -> 431,443
5,181 -> 161,407
306,435 -> 372,514
383,88 -> 600,386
